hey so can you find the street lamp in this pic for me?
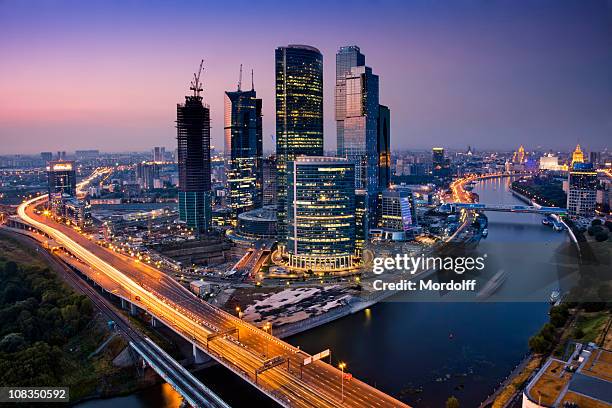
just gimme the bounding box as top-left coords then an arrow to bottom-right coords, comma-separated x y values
338,362 -> 346,403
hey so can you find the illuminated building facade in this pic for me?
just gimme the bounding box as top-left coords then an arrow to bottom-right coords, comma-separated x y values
263,155 -> 277,206
283,156 -> 356,272
335,45 -> 365,156
136,162 -> 160,190
176,65 -> 212,233
377,104 -> 391,189
512,145 -> 526,164
275,45 -> 324,241
152,146 -> 165,162
379,187 -> 416,232
567,162 -> 598,218
355,189 -> 368,256
571,144 -> 585,166
224,83 -> 263,225
47,160 -> 77,206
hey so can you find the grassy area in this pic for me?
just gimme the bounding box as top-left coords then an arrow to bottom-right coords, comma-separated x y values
573,311 -> 610,344
492,355 -> 543,408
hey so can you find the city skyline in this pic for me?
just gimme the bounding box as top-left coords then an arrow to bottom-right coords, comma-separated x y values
2,1 -> 611,154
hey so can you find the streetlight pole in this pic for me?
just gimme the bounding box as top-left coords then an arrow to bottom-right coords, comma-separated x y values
338,362 -> 346,403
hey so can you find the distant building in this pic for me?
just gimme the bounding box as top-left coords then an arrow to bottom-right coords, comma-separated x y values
539,154 -> 562,171
136,162 -> 160,190
224,75 -> 263,224
56,151 -> 67,161
262,155 -> 277,206
47,160 -> 77,206
275,44 -> 324,241
61,197 -> 92,228
567,162 -> 598,218
282,156 -> 356,272
355,190 -> 368,256
40,152 -> 53,163
571,144 -> 585,167
176,62 -> 212,233
432,147 -> 451,177
512,145 -> 526,164
75,150 -> 99,160
152,146 -> 165,162
590,150 -> 601,167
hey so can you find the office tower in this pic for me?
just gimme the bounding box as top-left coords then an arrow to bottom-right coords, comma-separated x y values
284,156 -> 356,272
263,155 -> 277,206
571,144 -> 585,166
377,104 -> 391,189
343,65 -> 380,221
275,45 -> 324,240
57,151 -> 67,160
136,162 -> 160,190
379,187 -> 416,231
41,152 -> 53,163
432,147 -> 451,177
47,160 -> 77,208
152,146 -> 166,162
224,69 -> 263,224
567,162 -> 597,218
176,61 -> 212,233
336,46 -> 365,156
354,189 -> 368,256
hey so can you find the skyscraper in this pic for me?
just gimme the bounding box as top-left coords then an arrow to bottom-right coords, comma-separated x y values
224,69 -> 263,225
284,156 -> 356,272
262,155 -> 277,206
275,45 -> 324,240
47,160 -> 77,209
343,65 -> 380,218
176,61 -> 212,233
336,46 -> 365,157
152,146 -> 165,162
567,162 -> 597,218
377,104 -> 391,190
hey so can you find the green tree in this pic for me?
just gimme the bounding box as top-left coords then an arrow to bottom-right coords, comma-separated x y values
529,334 -> 551,353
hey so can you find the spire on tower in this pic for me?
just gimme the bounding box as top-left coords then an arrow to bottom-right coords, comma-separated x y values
251,69 -> 254,91
237,64 -> 243,91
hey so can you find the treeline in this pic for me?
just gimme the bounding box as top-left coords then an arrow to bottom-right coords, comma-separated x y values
511,176 -> 566,208
0,260 -> 94,386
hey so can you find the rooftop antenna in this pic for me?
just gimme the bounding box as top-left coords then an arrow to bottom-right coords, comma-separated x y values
237,64 -> 243,91
251,69 -> 254,91
189,59 -> 204,98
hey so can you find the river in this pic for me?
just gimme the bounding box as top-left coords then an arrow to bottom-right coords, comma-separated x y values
78,176 -> 579,408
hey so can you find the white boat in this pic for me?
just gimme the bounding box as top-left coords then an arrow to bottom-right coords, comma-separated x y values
477,270 -> 507,299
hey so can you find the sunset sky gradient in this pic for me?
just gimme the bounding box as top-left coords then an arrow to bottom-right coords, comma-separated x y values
1,0 -> 611,154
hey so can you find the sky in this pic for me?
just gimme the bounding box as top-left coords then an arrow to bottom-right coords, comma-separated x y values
1,0 -> 611,154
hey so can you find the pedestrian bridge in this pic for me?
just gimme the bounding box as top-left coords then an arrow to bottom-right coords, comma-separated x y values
452,203 -> 567,215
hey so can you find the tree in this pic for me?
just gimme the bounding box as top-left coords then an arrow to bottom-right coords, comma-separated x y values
595,232 -> 609,242
529,334 -> 551,353
446,396 -> 460,408
591,219 -> 602,226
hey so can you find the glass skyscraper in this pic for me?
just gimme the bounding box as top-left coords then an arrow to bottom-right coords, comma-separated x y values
275,44 -> 324,241
284,156 -> 356,272
377,104 -> 391,190
176,69 -> 212,233
224,82 -> 263,225
336,46 -> 365,157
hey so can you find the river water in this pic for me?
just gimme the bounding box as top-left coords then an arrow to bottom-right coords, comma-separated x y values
78,177 -> 578,408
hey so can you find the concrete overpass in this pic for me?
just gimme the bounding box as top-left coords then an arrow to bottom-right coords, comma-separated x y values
13,195 -> 409,408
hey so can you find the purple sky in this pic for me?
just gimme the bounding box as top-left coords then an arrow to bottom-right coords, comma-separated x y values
1,0 -> 611,154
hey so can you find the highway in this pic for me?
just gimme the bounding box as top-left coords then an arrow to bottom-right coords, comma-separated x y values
17,194 -> 409,408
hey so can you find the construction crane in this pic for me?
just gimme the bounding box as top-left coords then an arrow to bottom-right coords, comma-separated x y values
190,59 -> 204,98
237,64 -> 243,91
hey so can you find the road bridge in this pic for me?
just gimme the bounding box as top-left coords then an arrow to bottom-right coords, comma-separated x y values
452,202 -> 566,215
